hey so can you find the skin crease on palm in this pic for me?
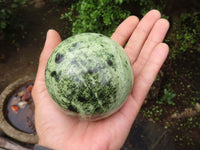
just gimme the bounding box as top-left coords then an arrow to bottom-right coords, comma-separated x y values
32,10 -> 170,150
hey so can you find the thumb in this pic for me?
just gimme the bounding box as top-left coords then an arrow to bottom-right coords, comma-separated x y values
32,29 -> 62,105
36,29 -> 62,81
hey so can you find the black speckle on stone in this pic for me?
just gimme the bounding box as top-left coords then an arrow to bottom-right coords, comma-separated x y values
123,60 -> 129,68
55,53 -> 64,64
107,59 -> 113,66
110,54 -> 114,58
94,106 -> 102,113
69,41 -> 83,52
51,71 -> 56,77
73,42 -> 79,47
98,90 -> 105,99
74,77 -> 81,83
99,34 -> 103,37
78,96 -> 87,102
68,105 -> 78,113
50,71 -> 60,82
87,69 -> 93,75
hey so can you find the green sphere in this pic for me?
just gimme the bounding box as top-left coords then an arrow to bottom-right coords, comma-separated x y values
45,33 -> 133,120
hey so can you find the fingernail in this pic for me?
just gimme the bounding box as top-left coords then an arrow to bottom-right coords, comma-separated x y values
47,29 -> 54,35
44,29 -> 54,46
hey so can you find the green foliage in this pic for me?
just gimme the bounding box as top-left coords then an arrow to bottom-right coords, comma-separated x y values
115,0 -> 166,14
0,0 -> 27,37
61,0 -> 131,36
134,0 -> 166,16
61,0 -> 167,36
114,0 -> 132,5
167,12 -> 200,59
158,88 -> 176,105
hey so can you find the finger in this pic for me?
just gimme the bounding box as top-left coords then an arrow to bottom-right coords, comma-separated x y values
131,43 -> 169,107
110,43 -> 169,129
111,16 -> 139,46
36,29 -> 62,81
133,18 -> 170,77
125,10 -> 161,63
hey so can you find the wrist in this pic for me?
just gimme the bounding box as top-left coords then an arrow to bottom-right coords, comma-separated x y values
33,144 -> 53,150
38,137 -> 64,150
37,138 -> 54,150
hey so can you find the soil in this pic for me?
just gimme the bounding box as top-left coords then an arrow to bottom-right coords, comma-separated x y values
0,2 -> 71,93
0,1 -> 200,150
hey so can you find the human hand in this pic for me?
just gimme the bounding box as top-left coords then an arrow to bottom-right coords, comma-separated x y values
32,10 -> 169,150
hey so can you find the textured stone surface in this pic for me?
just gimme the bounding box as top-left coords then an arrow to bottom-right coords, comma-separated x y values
45,33 -> 133,120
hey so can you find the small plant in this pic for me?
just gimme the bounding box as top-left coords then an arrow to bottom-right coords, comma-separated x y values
134,0 -> 166,16
158,88 -> 176,105
0,0 -> 27,39
166,12 -> 200,59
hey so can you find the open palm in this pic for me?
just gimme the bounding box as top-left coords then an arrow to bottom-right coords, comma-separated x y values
32,10 -> 169,150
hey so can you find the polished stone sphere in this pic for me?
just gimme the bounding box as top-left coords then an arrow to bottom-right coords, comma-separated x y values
45,33 -> 133,120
